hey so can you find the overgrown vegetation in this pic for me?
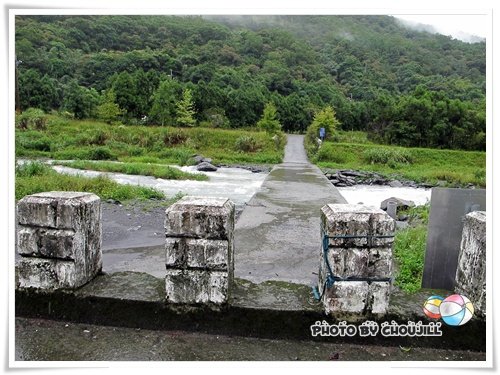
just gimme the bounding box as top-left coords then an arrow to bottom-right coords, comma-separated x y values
313,140 -> 485,187
393,205 -> 430,293
16,161 -> 164,201
16,15 -> 485,150
55,160 -> 208,181
16,116 -> 284,165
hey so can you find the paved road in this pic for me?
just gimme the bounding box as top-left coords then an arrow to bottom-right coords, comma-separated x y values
234,134 -> 346,285
15,317 -> 485,361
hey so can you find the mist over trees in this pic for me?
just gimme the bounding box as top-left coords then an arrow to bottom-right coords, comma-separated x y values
15,15 -> 486,150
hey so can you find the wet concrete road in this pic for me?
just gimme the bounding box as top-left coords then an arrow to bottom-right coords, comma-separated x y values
234,135 -> 346,285
15,317 -> 485,361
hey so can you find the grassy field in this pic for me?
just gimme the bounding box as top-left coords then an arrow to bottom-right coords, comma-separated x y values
16,116 -> 285,166
16,161 -> 165,201
313,141 -> 486,187
55,160 -> 207,181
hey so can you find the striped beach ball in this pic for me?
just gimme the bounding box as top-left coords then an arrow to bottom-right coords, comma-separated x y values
423,295 -> 444,319
439,294 -> 474,326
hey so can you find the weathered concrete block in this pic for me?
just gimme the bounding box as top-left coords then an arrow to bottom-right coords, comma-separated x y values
17,191 -> 101,231
165,196 -> 235,240
322,280 -> 391,316
17,226 -> 82,260
17,257 -> 83,289
16,191 -> 102,290
324,281 -> 369,314
455,211 -> 486,316
321,204 -> 395,248
344,249 -> 369,277
368,281 -> 391,314
367,248 -> 392,278
164,269 -> 228,304
165,237 -> 231,270
321,247 -> 392,279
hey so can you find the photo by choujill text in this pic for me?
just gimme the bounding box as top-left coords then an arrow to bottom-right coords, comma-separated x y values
310,320 -> 443,337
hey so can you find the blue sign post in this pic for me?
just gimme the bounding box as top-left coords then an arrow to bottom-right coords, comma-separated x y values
319,127 -> 326,141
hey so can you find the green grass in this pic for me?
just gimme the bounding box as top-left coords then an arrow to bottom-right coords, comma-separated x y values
393,226 -> 427,293
54,160 -> 208,181
313,141 -> 485,187
393,205 -> 429,293
16,116 -> 284,165
16,161 -> 165,201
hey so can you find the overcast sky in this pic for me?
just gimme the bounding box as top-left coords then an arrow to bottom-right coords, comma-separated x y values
394,14 -> 488,41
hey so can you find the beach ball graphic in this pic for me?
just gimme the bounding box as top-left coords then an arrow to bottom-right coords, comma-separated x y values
439,294 -> 474,326
423,295 -> 444,319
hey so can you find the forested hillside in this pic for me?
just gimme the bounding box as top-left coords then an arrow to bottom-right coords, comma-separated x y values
15,15 -> 486,150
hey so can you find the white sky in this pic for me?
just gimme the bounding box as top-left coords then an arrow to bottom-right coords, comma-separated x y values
394,14 -> 488,40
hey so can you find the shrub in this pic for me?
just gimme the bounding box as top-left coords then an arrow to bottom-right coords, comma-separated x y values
163,129 -> 188,146
15,161 -> 51,177
16,108 -> 48,130
363,148 -> 413,165
305,106 -> 341,155
21,137 -> 52,152
88,147 -> 116,160
235,135 -> 260,152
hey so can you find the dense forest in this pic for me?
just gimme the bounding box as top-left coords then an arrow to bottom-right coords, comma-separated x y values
15,15 -> 486,150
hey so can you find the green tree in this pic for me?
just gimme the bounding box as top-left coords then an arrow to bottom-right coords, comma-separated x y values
257,102 -> 281,134
62,80 -> 99,119
305,106 -> 340,153
176,88 -> 197,127
150,79 -> 179,126
310,106 -> 340,138
111,71 -> 137,120
96,90 -> 122,124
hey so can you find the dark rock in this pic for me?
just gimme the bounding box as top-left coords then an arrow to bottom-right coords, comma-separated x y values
192,155 -> 213,165
340,170 -> 366,178
192,155 -> 204,165
371,178 -> 388,185
196,162 -> 218,172
380,197 -> 415,211
389,180 -> 403,188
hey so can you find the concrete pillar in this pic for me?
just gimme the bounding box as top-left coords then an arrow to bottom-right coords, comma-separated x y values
164,196 -> 235,304
16,191 -> 102,290
455,211 -> 486,316
318,204 -> 395,316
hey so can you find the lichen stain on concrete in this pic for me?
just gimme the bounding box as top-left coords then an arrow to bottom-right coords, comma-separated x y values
76,271 -> 165,302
